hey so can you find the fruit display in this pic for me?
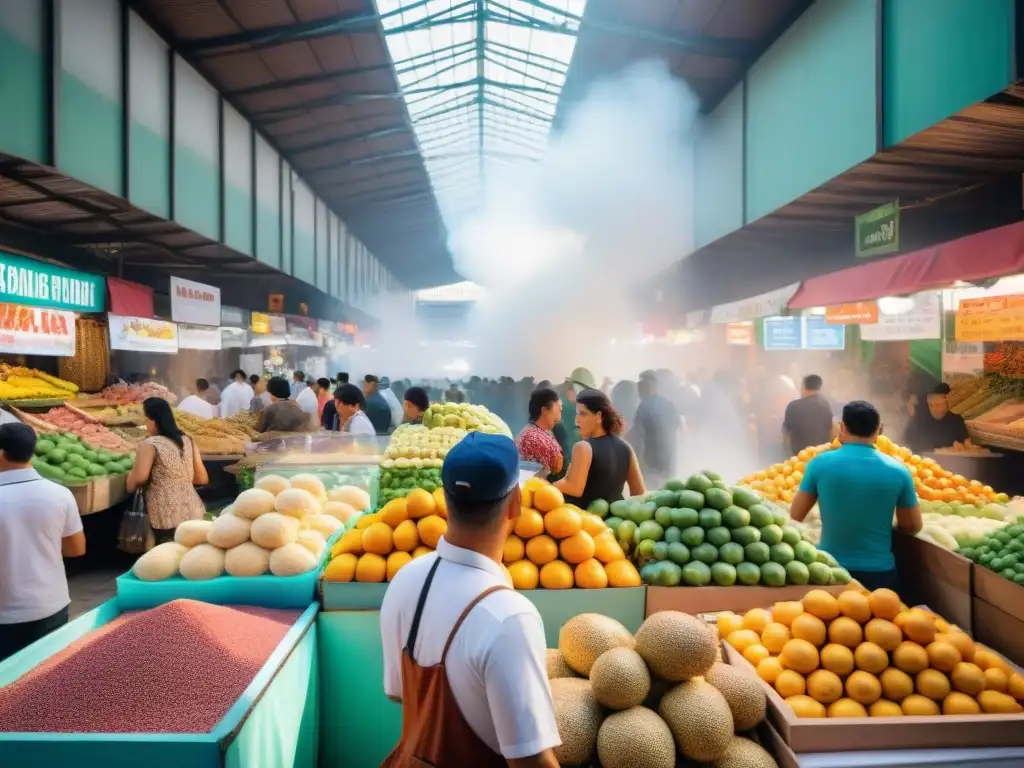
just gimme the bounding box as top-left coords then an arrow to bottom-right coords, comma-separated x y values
598,473 -> 849,588
723,586 -> 1024,717
92,380 -> 175,405
420,401 -> 512,435
81,403 -> 144,422
950,373 -> 1024,416
501,478 -> 641,590
32,405 -> 135,452
740,436 -> 1008,507
546,611 -> 777,766
0,364 -> 78,401
958,518 -> 1024,585
31,432 -> 134,485
132,476 -> 353,581
173,409 -> 252,456
378,423 -> 452,506
322,487 -> 448,584
918,511 -> 1007,551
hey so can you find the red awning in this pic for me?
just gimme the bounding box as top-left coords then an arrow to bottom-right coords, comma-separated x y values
788,220 -> 1024,308
107,277 -> 154,318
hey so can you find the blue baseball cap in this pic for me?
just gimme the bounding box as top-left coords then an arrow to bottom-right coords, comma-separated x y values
442,432 -> 519,503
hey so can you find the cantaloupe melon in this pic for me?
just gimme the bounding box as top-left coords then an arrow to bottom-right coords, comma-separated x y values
558,613 -> 635,676
329,485 -> 370,511
305,513 -> 342,538
254,474 -> 291,496
207,512 -> 252,549
275,488 -> 320,518
178,544 -> 226,580
133,542 -> 188,581
269,542 -> 319,576
287,473 -> 327,500
597,706 -> 675,768
635,611 -> 717,681
296,529 -> 326,559
705,662 -> 766,730
250,512 -> 300,549
550,678 -> 602,766
710,736 -> 778,768
659,679 -> 734,762
233,488 -> 277,519
546,649 -> 576,680
224,542 -> 271,577
321,500 -> 358,523
589,647 -> 650,710
173,520 -> 212,547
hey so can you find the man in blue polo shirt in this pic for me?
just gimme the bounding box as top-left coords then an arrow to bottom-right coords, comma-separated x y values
790,400 -> 921,591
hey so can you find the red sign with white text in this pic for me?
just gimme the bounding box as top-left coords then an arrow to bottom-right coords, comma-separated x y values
0,302 -> 76,356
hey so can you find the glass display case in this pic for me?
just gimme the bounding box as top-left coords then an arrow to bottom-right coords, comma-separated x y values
254,452 -> 382,511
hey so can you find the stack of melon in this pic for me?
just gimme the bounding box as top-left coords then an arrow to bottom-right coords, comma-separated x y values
503,479 -> 641,590
547,611 -> 777,767
723,587 -> 1024,717
132,474 -> 360,581
323,487 -> 448,583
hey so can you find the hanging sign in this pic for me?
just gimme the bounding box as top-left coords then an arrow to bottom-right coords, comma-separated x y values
170,276 -> 220,326
726,323 -> 753,346
763,316 -> 845,351
269,314 -> 287,334
108,314 -> 178,354
268,293 -> 284,313
251,312 -> 271,334
855,200 -> 900,258
861,292 -> 941,341
220,305 -> 247,328
710,283 -> 800,324
825,301 -> 878,324
955,294 -> 1024,342
0,251 -> 104,313
178,323 -> 222,350
0,303 -> 76,356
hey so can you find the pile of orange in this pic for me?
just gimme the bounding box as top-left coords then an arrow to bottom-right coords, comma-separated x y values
323,487 -> 448,583
720,587 -> 1024,717
740,435 -> 1003,506
503,478 -> 641,590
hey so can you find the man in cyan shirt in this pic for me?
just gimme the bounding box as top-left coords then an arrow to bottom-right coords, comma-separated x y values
790,401 -> 921,591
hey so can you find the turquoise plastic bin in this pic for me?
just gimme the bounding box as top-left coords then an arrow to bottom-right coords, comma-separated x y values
0,602 -> 319,768
117,528 -> 343,610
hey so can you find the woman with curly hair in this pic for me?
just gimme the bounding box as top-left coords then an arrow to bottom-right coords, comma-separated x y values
555,388 -> 645,508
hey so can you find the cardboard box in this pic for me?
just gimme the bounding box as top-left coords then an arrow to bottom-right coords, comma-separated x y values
894,532 -> 973,631
973,565 -> 1024,623
972,597 -> 1024,668
646,583 -> 848,617
723,642 -> 1024,752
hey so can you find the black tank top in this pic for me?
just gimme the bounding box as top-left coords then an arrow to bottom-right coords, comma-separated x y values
565,434 -> 632,509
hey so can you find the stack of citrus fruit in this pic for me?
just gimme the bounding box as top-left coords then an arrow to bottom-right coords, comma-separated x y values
740,436 -> 1007,507
503,479 -> 642,590
719,587 -> 1024,717
322,487 -> 448,583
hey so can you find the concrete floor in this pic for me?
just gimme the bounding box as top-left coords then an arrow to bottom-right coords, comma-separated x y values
67,569 -> 121,619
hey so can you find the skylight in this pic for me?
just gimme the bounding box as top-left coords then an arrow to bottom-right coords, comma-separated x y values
376,0 -> 586,227
416,280 -> 488,302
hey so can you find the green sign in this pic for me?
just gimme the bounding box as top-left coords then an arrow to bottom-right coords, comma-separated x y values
0,251 -> 104,312
855,201 -> 900,258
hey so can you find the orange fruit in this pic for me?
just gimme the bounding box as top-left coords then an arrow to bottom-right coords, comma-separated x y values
392,519 -> 421,552
416,515 -> 448,548
950,662 -> 985,695
901,694 -> 939,715
828,617 -> 863,648
322,553 -> 357,582
791,614 -> 827,646
837,590 -> 872,623
757,657 -> 784,684
761,622 -> 791,654
979,690 -> 1024,713
781,639 -> 819,674
975,648 -> 1012,675
1009,672 -> 1024,701
386,551 -> 412,581
802,590 -> 840,621
807,669 -> 843,704
727,629 -> 763,653
915,669 -> 951,701
526,534 -> 559,565
412,545 -> 432,558
533,485 -> 564,513
943,629 -> 976,662
787,695 -> 826,718
355,512 -> 380,529
717,612 -> 745,637
581,513 -> 606,537
502,535 -> 525,563
539,560 -> 574,589
902,612 -> 937,646
506,559 -> 539,589
925,640 -> 962,672
869,699 -> 904,717
775,670 -> 807,698
406,488 -> 436,519
333,528 -> 364,556
820,644 -> 855,676
772,601 -> 804,627
604,559 -> 641,587
574,558 -> 608,589
864,619 -> 902,651
432,487 -> 447,518
361,522 -> 394,555
355,552 -> 386,582
559,531 -> 596,564
743,644 -> 771,667
743,608 -> 773,634
892,641 -> 929,674
545,507 -> 583,539
513,509 -> 545,539
845,671 -> 882,705
853,642 -> 889,675
868,588 -> 901,620
828,698 -> 867,718
880,668 -> 913,702
379,498 -> 410,527
943,692 -> 981,715
593,532 -> 625,563
984,667 -> 1009,693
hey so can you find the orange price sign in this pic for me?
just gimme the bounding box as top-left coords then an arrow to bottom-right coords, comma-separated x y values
824,301 -> 878,324
955,294 -> 1024,342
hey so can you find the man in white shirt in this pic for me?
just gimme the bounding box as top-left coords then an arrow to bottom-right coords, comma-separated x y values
379,377 -> 404,431
380,432 -> 559,767
295,382 -> 319,417
290,371 -> 308,399
333,384 -> 377,437
220,369 -> 254,419
178,378 -> 218,420
0,424 -> 86,661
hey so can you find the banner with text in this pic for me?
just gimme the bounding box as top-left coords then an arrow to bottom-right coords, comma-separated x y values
108,314 -> 178,354
171,277 -> 221,326
0,251 -> 104,312
178,324 -> 223,350
861,292 -> 941,341
763,315 -> 845,351
954,294 -> 1024,342
825,301 -> 878,324
0,303 -> 76,356
710,283 -> 800,324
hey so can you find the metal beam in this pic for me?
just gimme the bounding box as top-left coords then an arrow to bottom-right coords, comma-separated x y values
286,125 -> 412,157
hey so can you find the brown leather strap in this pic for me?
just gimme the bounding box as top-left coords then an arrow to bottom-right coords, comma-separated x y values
441,585 -> 509,663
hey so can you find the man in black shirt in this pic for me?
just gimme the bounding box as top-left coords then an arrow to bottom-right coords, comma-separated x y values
905,383 -> 970,452
783,375 -> 835,455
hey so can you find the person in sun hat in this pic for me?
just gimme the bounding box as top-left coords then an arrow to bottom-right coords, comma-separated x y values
380,432 -> 559,768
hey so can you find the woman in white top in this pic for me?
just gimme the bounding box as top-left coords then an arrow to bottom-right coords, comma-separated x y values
334,384 -> 376,437
220,369 -> 254,419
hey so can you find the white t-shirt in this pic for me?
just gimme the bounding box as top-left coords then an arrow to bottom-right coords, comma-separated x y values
178,395 -> 217,420
381,388 -> 404,431
220,381 -> 254,419
295,387 -> 319,416
344,410 -> 376,437
0,468 -> 83,624
380,538 -> 560,759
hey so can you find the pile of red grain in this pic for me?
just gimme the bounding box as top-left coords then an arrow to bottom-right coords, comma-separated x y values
0,599 -> 300,733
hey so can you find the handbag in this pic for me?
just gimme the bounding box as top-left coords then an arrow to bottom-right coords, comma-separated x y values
117,488 -> 151,554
